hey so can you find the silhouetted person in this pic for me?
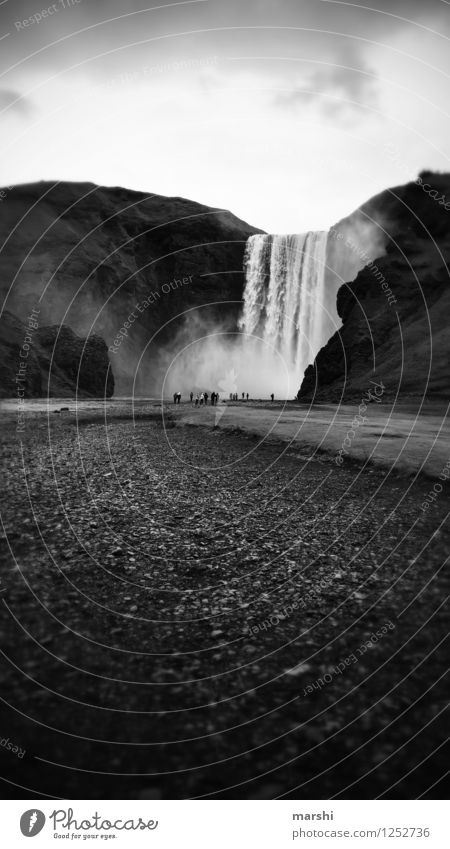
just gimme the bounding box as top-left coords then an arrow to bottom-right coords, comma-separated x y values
190,392 -> 193,404
173,393 -> 177,404
246,393 -> 249,401
270,393 -> 274,402
211,392 -> 215,406
204,392 -> 209,406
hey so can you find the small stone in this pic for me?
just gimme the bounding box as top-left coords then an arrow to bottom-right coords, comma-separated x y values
285,662 -> 312,677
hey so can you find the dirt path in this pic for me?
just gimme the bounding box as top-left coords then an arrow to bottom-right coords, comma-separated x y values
0,406 -> 448,799
176,399 -> 450,479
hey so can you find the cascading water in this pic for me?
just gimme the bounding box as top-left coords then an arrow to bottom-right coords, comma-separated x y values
238,232 -> 330,395
162,218 -> 382,400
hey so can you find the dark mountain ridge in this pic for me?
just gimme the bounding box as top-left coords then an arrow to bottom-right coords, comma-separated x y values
0,181 -> 263,395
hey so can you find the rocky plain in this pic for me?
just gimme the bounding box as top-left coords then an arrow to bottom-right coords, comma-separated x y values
0,399 -> 448,799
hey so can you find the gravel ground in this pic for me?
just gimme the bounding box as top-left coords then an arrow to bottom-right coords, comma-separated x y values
0,405 -> 448,800
176,399 -> 450,479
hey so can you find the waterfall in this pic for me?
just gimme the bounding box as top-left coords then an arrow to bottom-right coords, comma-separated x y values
162,221 -> 380,400
239,232 -> 329,393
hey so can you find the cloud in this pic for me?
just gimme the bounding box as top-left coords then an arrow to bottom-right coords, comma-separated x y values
0,0 -> 448,233
0,88 -> 33,116
1,0 -> 448,88
273,56 -> 378,124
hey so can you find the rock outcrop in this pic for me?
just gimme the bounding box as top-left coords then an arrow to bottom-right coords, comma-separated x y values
298,172 -> 450,402
0,182 -> 263,394
0,310 -> 113,398
35,324 -> 114,398
0,311 -> 42,398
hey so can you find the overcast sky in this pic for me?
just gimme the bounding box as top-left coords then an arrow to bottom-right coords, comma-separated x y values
0,0 -> 449,231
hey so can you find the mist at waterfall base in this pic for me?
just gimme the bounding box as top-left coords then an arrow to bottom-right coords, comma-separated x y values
160,316 -> 293,399
156,216 -> 387,400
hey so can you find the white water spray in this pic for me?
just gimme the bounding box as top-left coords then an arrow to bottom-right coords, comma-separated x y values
160,222 -> 384,400
238,232 -> 330,395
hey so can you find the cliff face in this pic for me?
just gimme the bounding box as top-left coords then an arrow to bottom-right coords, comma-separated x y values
0,182 -> 263,394
0,311 -> 113,399
0,311 -> 42,398
35,324 -> 114,398
298,172 -> 450,402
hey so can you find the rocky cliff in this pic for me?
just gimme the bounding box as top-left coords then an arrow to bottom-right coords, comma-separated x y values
0,311 -> 42,398
0,182 -> 263,394
298,172 -> 450,402
35,324 -> 114,398
0,310 -> 114,398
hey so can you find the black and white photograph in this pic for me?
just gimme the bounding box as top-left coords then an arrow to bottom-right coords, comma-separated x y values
0,0 -> 448,842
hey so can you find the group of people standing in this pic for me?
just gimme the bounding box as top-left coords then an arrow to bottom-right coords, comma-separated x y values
173,392 -> 221,405
187,391 -> 220,406
174,391 -> 274,404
